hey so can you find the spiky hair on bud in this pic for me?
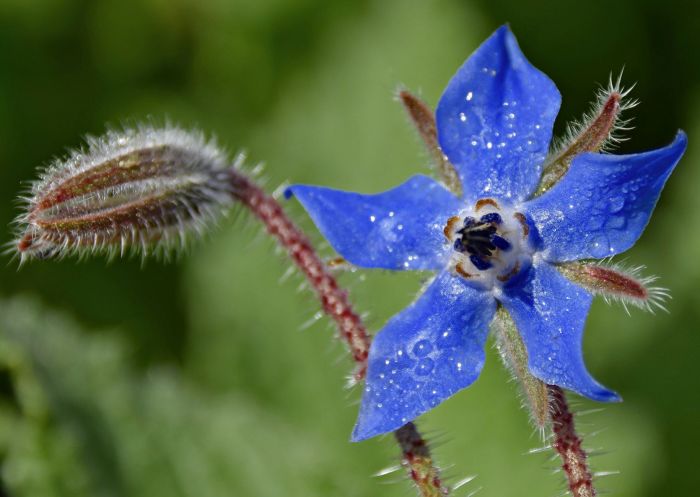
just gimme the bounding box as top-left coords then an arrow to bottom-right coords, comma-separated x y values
537,71 -> 638,195
554,71 -> 638,155
12,125 -> 238,263
557,260 -> 670,313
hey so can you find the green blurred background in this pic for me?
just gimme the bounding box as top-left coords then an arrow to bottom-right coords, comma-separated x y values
0,0 -> 698,495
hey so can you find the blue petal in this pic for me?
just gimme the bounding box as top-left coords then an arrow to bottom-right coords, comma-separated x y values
436,25 -> 561,203
286,175 -> 461,271
500,262 -> 620,402
524,132 -> 687,261
352,271 -> 496,441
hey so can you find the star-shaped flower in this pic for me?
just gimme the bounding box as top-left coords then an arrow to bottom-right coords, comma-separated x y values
286,26 -> 687,441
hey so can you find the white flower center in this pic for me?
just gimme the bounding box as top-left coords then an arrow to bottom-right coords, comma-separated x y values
443,198 -> 532,289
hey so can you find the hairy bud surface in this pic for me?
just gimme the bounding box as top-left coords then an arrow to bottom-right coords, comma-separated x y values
14,126 -> 235,261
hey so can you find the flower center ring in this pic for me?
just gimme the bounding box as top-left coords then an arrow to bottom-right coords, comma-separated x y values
443,198 -> 531,288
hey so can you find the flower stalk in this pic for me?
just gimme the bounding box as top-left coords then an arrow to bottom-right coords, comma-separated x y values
548,385 -> 596,497
395,423 -> 450,497
228,168 -> 372,380
227,167 -> 448,495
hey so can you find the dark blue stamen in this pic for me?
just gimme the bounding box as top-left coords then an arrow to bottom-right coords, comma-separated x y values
479,212 -> 502,225
469,254 -> 493,270
462,216 -> 476,228
492,235 -> 511,251
452,214 -> 512,271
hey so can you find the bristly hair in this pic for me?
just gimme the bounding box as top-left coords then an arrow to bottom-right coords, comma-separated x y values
595,260 -> 670,314
558,259 -> 670,314
535,71 -> 639,196
11,124 -> 241,264
550,70 -> 639,157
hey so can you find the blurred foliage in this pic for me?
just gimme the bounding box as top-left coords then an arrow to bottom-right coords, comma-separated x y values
0,0 -> 698,496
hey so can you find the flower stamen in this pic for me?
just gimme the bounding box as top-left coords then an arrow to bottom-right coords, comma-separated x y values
513,212 -> 530,237
475,198 -> 499,211
444,201 -> 532,287
455,262 -> 475,279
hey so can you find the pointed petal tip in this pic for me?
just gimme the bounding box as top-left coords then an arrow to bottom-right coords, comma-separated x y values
555,377 -> 621,403
672,129 -> 688,151
588,387 -> 622,403
350,422 -> 381,443
436,22 -> 560,202
493,23 -> 513,38
283,184 -> 300,199
351,414 -> 406,442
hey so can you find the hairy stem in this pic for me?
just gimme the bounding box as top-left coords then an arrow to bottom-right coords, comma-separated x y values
549,385 -> 596,497
228,168 -> 448,495
395,423 -> 450,497
229,170 -> 371,379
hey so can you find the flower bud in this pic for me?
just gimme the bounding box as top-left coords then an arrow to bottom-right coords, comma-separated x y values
14,126 -> 235,262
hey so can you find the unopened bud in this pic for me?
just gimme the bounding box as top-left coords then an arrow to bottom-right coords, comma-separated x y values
14,126 -> 235,262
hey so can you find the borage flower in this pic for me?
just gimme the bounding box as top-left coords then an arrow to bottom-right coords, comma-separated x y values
287,26 -> 686,441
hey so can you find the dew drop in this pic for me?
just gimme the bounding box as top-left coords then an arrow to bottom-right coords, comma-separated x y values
525,140 -> 540,152
412,339 -> 433,357
609,196 -> 625,213
414,358 -> 435,376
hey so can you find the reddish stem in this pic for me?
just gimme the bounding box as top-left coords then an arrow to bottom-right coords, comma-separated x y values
229,171 -> 371,380
228,170 -> 448,494
548,385 -> 596,497
395,423 -> 450,497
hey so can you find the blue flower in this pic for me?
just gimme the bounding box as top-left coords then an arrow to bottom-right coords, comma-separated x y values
286,26 -> 687,441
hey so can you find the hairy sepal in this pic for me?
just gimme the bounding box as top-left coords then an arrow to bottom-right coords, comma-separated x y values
14,125 -> 236,262
557,261 -> 669,313
492,305 -> 550,432
397,88 -> 463,197
537,72 -> 638,195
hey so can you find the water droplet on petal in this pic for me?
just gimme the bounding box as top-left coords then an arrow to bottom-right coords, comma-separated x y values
414,358 -> 435,376
412,340 -> 433,357
525,140 -> 540,152
609,196 -> 625,213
